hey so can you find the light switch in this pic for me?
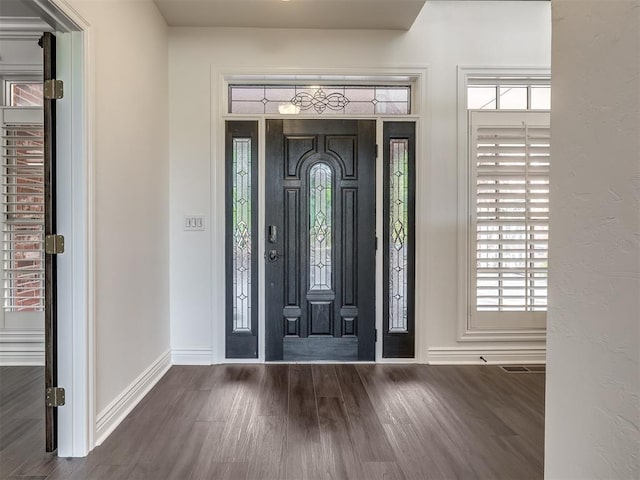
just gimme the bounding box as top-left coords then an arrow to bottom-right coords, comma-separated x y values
184,215 -> 205,231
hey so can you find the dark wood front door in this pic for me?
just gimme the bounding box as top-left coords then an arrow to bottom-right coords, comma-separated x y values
265,120 -> 376,361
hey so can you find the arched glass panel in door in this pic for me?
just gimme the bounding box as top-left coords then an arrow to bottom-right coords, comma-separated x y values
309,162 -> 333,291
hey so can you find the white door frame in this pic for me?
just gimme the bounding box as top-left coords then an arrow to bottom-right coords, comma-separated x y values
212,68 -> 429,364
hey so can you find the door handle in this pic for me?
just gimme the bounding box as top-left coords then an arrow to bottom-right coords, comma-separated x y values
265,249 -> 281,262
268,225 -> 277,244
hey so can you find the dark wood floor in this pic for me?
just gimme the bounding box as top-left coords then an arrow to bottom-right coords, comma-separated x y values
0,364 -> 545,480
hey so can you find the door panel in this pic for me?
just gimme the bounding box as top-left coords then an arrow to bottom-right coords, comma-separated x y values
265,119 -> 375,361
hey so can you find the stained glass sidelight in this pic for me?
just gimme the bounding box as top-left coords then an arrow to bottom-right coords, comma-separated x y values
309,163 -> 333,290
232,138 -> 252,332
389,140 -> 409,332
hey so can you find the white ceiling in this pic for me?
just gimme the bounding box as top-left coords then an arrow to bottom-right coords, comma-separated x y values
154,0 -> 428,30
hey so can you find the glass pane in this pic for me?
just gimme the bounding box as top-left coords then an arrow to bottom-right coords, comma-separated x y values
375,102 -> 410,115
9,83 -> 43,107
499,87 -> 527,109
468,87 -> 497,109
230,101 -> 265,114
229,85 -> 411,115
530,86 -> 551,109
309,163 -> 332,290
232,138 -> 252,332
389,139 -> 409,332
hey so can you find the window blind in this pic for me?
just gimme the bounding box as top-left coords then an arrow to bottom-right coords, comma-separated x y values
469,111 -> 549,330
1,121 -> 45,312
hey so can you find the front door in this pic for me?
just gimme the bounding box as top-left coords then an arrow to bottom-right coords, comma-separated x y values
265,119 -> 376,361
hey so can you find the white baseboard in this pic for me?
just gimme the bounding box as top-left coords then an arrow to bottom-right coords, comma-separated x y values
95,350 -> 171,446
171,348 -> 212,365
0,330 -> 45,366
427,346 -> 546,365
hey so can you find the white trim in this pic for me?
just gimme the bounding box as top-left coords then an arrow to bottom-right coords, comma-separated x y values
213,67 -> 428,364
0,17 -> 52,36
428,346 -> 546,365
456,66 -> 551,343
0,330 -> 45,365
94,350 -> 171,447
171,348 -> 213,365
0,348 -> 44,366
0,64 -> 43,76
0,329 -> 44,343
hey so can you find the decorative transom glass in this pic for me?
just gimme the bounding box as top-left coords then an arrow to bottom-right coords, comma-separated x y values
309,163 -> 333,290
229,85 -> 411,115
232,138 -> 252,332
389,139 -> 409,332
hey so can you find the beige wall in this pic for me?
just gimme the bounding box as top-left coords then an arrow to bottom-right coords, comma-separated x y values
70,0 -> 170,416
546,1 -> 640,477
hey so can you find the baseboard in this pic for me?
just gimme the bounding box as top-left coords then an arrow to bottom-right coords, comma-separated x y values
95,349 -> 171,446
427,346 -> 546,365
171,348 -> 212,365
0,330 -> 45,366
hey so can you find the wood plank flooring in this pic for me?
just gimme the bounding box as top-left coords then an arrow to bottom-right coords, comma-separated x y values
0,364 -> 545,479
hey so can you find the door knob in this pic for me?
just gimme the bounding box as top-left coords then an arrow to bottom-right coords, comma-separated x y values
265,250 -> 281,262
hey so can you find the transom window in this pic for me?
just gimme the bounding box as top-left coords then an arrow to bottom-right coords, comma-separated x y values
228,84 -> 411,115
468,78 -> 550,110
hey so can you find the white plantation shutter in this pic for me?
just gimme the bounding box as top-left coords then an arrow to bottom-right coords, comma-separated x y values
469,110 -> 549,330
0,108 -> 45,315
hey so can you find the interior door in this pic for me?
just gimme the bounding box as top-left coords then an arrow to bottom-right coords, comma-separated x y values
41,32 -> 58,453
265,119 -> 376,361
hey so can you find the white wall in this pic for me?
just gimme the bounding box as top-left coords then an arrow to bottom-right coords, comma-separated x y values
545,1 -> 640,478
69,0 -> 170,416
168,1 -> 552,362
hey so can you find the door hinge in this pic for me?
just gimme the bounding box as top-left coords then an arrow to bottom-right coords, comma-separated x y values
45,234 -> 65,255
44,79 -> 64,100
375,328 -> 378,343
46,387 -> 66,407
375,236 -> 378,251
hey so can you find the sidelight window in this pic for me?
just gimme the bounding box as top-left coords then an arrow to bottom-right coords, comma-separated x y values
388,140 -> 409,332
383,122 -> 415,357
225,121 -> 259,358
231,138 -> 252,332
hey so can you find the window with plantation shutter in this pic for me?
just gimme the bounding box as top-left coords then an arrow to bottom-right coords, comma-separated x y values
468,110 -> 549,331
0,108 -> 44,319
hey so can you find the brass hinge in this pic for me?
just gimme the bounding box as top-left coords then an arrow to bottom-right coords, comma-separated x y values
46,387 -> 66,407
44,79 -> 64,100
45,234 -> 65,255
